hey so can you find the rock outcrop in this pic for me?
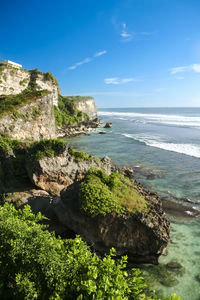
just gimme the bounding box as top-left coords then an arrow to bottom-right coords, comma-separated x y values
0,93 -> 56,140
56,118 -> 100,138
54,179 -> 170,264
75,97 -> 97,118
1,137 -> 170,264
26,145 -> 117,195
0,67 -> 100,140
0,67 -> 59,106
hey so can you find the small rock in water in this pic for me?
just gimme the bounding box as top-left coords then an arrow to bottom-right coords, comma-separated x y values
99,131 -> 106,134
104,122 -> 112,128
166,261 -> 182,270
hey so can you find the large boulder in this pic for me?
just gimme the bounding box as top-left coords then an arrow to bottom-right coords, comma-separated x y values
54,180 -> 170,264
26,145 -> 117,195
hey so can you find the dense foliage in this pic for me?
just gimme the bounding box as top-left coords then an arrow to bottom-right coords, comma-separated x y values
54,94 -> 89,126
27,138 -> 66,160
79,168 -> 147,217
0,203 -> 179,300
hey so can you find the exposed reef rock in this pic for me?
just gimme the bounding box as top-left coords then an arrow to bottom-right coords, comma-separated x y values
54,179 -> 170,264
26,144 -> 117,195
104,122 -> 112,128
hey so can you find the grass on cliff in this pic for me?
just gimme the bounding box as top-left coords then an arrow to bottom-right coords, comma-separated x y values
0,87 -> 49,118
70,148 -> 100,163
29,68 -> 59,86
54,94 -> 89,126
79,167 -> 147,217
27,138 -> 66,160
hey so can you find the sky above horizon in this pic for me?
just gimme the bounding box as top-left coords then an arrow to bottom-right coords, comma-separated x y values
1,0 -> 200,108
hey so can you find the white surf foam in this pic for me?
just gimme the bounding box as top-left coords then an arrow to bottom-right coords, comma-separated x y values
122,133 -> 200,158
98,111 -> 200,128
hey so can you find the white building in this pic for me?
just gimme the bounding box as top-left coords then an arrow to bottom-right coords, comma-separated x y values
0,60 -> 22,69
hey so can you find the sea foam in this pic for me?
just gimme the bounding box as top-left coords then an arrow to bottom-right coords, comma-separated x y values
98,111 -> 200,128
122,133 -> 200,158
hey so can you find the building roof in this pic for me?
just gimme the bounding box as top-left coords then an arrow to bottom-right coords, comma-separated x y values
0,60 -> 22,68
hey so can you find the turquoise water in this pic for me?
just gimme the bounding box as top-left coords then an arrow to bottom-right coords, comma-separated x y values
65,107 -> 200,299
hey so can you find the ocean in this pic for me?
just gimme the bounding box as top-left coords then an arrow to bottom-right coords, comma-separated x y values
65,107 -> 200,299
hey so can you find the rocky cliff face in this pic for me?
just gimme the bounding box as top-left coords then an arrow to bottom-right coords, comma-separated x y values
0,67 -> 30,95
26,144 -> 117,195
0,93 -> 56,140
0,67 -> 59,106
0,67 -> 100,140
75,98 -> 97,117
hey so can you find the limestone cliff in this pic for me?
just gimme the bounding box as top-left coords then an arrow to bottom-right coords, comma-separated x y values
0,67 -> 59,106
75,97 -> 97,117
0,93 -> 56,140
0,67 -> 99,140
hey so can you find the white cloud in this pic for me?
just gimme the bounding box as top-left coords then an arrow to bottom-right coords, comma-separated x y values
68,57 -> 91,70
104,77 -> 136,85
118,22 -> 155,42
68,50 -> 107,70
170,64 -> 200,74
104,77 -> 120,85
121,78 -> 136,83
120,23 -> 132,41
94,50 -> 107,57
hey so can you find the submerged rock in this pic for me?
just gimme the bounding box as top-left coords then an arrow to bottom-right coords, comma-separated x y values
166,261 -> 183,270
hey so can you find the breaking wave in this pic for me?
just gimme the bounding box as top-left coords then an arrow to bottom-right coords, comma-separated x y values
98,111 -> 200,128
122,133 -> 200,158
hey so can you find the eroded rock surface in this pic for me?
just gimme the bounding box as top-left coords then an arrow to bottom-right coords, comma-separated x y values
26,145 -> 117,195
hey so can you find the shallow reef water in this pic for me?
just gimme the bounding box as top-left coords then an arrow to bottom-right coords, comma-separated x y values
65,107 -> 200,300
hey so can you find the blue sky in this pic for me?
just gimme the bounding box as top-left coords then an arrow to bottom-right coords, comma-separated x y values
1,0 -> 200,107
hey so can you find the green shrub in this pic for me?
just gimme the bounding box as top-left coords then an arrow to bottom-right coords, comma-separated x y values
0,203 -> 180,299
54,94 -> 89,127
0,137 -> 22,155
32,106 -> 42,119
79,168 -> 147,217
19,78 -> 28,86
0,203 -> 180,300
44,71 -> 59,86
27,138 -> 66,160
